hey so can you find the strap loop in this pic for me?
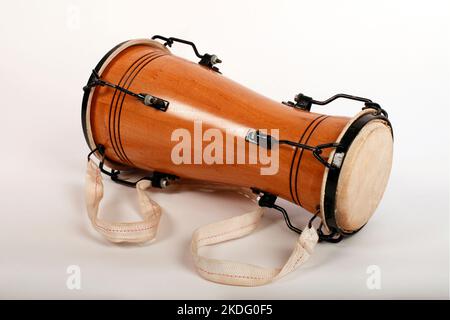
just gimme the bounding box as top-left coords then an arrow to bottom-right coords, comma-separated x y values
191,207 -> 319,286
85,160 -> 162,243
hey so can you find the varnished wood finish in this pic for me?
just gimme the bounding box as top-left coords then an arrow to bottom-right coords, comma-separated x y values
87,40 -> 350,214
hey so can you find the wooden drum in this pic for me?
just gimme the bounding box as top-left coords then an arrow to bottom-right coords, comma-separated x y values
82,37 -> 393,237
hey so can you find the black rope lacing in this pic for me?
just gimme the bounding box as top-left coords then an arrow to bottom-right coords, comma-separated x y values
87,145 -> 177,189
255,189 -> 343,243
83,70 -> 169,111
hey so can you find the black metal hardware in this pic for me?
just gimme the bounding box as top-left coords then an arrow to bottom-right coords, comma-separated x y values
282,94 -> 314,111
362,101 -> 388,117
245,129 -> 341,169
253,188 -> 342,243
83,70 -> 169,112
322,111 -> 392,236
245,129 -> 274,149
87,145 -> 177,188
317,227 -> 343,243
283,93 -> 388,118
151,35 -> 222,72
253,189 -> 303,234
308,214 -> 343,243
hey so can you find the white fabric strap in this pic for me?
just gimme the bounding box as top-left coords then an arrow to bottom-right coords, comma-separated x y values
85,160 -> 162,243
191,208 -> 319,286
85,160 -> 319,286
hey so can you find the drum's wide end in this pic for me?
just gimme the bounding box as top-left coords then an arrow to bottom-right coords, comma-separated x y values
334,120 -> 393,232
81,39 -> 170,170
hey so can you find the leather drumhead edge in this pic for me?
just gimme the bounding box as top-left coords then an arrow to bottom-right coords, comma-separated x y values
320,110 -> 393,233
335,119 -> 393,232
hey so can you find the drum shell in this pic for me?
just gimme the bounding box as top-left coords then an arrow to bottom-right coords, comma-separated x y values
85,40 -> 350,214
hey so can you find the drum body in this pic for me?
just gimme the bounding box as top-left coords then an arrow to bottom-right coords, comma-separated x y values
82,39 -> 393,234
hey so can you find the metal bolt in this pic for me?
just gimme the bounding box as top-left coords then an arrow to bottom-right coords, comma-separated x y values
144,95 -> 156,106
332,152 -> 345,169
294,93 -> 304,102
160,178 -> 169,189
210,54 -> 222,65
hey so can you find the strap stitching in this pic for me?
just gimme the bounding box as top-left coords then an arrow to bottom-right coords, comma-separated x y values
95,224 -> 157,233
196,238 -> 308,282
92,164 -> 158,234
196,267 -> 268,281
196,219 -> 260,243
292,250 -> 306,268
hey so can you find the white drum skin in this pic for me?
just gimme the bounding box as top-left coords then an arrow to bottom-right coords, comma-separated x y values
335,120 -> 393,232
320,110 -> 393,234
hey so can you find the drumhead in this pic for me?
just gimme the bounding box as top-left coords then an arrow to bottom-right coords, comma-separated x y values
320,110 -> 393,234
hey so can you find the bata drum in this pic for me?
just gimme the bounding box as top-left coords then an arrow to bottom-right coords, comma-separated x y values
81,36 -> 393,286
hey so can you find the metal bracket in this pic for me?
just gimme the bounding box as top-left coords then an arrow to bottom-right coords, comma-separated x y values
83,70 -> 169,112
245,129 -> 274,149
253,188 -> 303,234
245,129 -> 342,169
87,145 -> 178,188
282,94 -> 314,111
283,93 -> 388,118
151,35 -> 222,73
252,188 -> 343,243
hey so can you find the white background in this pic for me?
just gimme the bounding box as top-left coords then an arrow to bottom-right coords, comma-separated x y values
0,0 -> 448,299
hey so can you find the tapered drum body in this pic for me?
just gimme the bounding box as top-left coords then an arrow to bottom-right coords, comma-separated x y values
82,39 -> 393,234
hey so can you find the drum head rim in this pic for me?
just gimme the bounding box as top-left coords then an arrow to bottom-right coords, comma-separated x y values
81,39 -> 170,168
319,110 -> 393,235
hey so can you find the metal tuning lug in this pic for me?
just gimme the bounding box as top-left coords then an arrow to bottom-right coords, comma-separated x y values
245,129 -> 276,149
293,93 -> 313,111
150,172 -> 178,189
151,35 -> 222,73
84,70 -> 169,112
87,145 -> 178,188
252,188 -> 344,243
142,94 -> 169,112
283,92 -> 388,117
252,189 -> 303,234
198,53 -> 222,72
282,93 -> 313,111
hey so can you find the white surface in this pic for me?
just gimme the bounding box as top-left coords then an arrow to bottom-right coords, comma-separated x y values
0,0 -> 448,299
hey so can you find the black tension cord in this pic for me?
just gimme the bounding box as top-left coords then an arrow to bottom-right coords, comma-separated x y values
310,93 -> 371,105
87,145 -> 177,189
246,129 -> 341,170
278,140 -> 341,170
284,92 -> 388,118
272,204 -> 304,234
151,35 -> 222,72
84,70 -> 169,112
255,190 -> 342,242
